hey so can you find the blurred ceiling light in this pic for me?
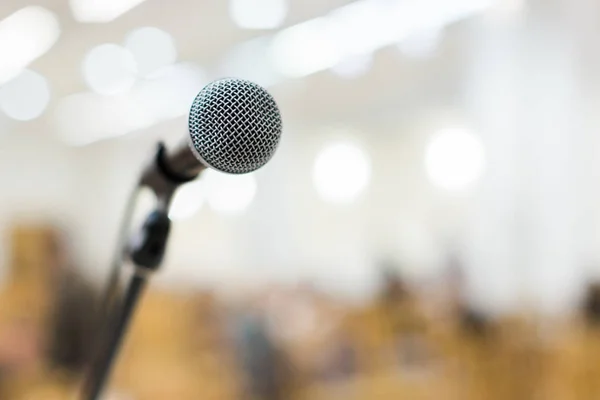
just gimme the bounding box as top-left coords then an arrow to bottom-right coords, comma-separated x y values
0,69 -> 50,121
205,170 -> 257,215
0,6 -> 60,84
230,0 -> 288,29
268,0 -> 493,79
54,92 -> 152,146
269,18 -> 339,78
488,0 -> 525,20
313,141 -> 371,204
135,62 -> 206,120
425,128 -> 485,191
331,53 -> 373,79
125,27 -> 177,77
82,44 -> 137,95
327,0 -> 390,58
398,28 -> 441,58
70,0 -> 147,23
169,179 -> 205,220
219,38 -> 282,88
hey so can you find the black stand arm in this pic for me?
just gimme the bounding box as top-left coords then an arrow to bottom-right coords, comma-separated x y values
81,210 -> 171,400
98,142 -> 200,323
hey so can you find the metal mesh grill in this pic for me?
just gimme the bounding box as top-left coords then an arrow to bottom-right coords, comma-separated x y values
188,78 -> 282,174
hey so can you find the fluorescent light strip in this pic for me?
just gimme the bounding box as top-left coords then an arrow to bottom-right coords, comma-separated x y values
0,6 -> 60,84
268,0 -> 495,78
70,0 -> 148,23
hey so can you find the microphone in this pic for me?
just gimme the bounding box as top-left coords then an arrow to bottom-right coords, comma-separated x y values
83,78 -> 282,400
140,77 -> 283,198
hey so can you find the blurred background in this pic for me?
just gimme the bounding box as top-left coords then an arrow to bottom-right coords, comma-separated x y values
2,0 -> 600,398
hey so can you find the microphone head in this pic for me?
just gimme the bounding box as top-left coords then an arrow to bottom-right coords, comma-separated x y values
188,78 -> 283,174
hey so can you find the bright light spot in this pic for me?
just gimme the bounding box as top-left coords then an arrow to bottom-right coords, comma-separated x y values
82,44 -> 137,95
331,53 -> 372,79
0,6 -> 60,84
313,142 -> 371,204
205,171 -> 257,215
70,0 -> 148,23
125,27 -> 177,77
230,0 -> 288,29
169,179 -> 205,220
269,18 -> 339,78
135,63 -> 206,120
132,187 -> 157,225
0,70 -> 50,121
398,28 -> 441,58
425,128 -> 485,191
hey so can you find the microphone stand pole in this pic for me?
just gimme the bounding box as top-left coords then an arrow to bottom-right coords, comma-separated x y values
81,207 -> 172,400
81,143 -> 201,400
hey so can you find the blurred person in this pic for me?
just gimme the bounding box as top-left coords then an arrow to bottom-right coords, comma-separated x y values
46,266 -> 99,377
450,295 -> 544,400
582,282 -> 600,326
231,307 -> 295,400
459,306 -> 491,338
44,228 -> 99,378
430,253 -> 503,400
452,305 -> 501,400
377,263 -> 431,371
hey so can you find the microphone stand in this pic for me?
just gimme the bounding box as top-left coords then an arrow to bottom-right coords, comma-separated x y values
81,143 -> 201,400
81,208 -> 171,400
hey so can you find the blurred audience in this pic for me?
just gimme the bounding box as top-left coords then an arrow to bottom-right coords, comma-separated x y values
5,224 -> 600,399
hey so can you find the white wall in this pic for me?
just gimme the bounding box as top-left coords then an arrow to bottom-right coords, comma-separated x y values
0,120 -> 77,284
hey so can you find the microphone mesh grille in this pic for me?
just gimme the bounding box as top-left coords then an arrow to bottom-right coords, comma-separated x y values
188,78 -> 282,174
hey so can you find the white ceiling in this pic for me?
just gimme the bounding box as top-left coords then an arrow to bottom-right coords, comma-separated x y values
0,0 -> 480,144
6,0 -> 354,97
